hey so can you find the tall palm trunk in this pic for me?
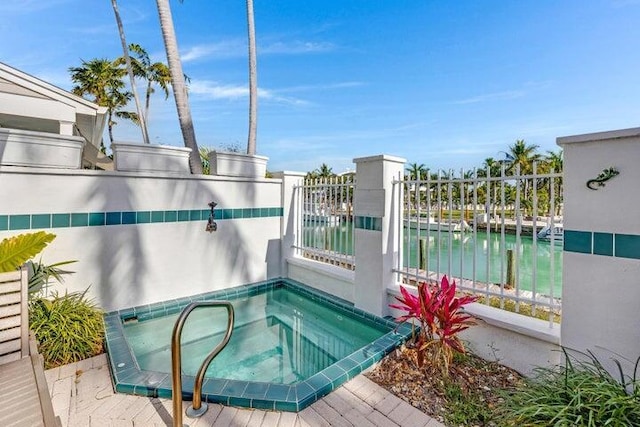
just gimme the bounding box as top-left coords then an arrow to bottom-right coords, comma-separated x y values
155,0 -> 203,174
111,0 -> 150,145
246,0 -> 258,155
107,111 -> 115,145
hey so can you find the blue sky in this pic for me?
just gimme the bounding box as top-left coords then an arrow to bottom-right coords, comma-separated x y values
3,0 -> 640,173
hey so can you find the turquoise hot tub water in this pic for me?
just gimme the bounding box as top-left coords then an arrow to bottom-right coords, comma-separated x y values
104,279 -> 411,412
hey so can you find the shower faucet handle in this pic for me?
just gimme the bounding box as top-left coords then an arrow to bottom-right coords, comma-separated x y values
206,201 -> 218,233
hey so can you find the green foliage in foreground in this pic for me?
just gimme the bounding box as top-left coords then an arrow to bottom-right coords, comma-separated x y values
444,381 -> 493,425
29,290 -> 105,369
442,355 -> 495,425
0,232 -> 56,273
498,349 -> 640,427
27,259 -> 77,296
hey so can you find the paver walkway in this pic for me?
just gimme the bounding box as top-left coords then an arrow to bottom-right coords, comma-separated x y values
44,355 -> 444,427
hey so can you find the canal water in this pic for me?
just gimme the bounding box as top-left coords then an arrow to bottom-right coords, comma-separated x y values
303,222 -> 562,297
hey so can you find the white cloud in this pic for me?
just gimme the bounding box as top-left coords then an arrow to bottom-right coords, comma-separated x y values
261,41 -> 335,54
181,40 -> 245,63
453,90 -> 525,105
180,39 -> 336,63
276,81 -> 365,93
188,80 -> 309,105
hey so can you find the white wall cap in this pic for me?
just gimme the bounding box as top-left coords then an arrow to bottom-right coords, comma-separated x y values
287,256 -> 355,283
557,127 -> 640,146
214,151 -> 269,161
271,171 -> 306,178
0,165 -> 282,183
112,141 -> 192,153
353,154 -> 407,164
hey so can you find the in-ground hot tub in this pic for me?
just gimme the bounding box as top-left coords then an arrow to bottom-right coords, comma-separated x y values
104,278 -> 411,411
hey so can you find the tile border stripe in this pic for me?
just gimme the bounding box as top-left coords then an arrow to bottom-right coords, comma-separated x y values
0,207 -> 283,231
564,229 -> 640,260
354,215 -> 382,231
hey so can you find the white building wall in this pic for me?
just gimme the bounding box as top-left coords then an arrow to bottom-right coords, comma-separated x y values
0,167 -> 283,311
558,127 -> 640,374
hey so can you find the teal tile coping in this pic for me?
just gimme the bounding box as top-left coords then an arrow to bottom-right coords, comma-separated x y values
354,216 -> 382,232
104,278 -> 411,412
0,207 -> 283,231
564,230 -> 640,260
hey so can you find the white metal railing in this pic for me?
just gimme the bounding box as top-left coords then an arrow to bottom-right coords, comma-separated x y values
393,163 -> 563,325
293,176 -> 356,270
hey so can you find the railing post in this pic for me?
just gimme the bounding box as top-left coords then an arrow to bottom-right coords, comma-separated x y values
506,249 -> 516,289
558,127 -> 640,375
273,171 -> 306,278
353,155 -> 406,316
419,238 -> 427,271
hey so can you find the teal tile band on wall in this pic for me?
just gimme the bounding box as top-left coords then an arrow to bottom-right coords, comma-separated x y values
0,207 -> 283,232
593,232 -> 613,256
354,216 -> 382,232
615,234 -> 640,259
564,230 -> 591,254
565,230 -> 640,260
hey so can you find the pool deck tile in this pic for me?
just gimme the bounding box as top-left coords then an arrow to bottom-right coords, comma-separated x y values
45,354 -> 445,427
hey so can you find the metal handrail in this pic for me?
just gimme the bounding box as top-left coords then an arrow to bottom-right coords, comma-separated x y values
171,301 -> 234,427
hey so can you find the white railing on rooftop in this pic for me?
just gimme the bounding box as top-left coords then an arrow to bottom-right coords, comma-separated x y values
393,163 -> 563,325
293,176 -> 356,270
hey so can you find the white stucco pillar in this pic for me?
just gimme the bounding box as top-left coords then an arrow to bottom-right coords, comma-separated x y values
59,120 -> 74,136
353,154 -> 406,316
272,171 -> 306,278
558,127 -> 640,374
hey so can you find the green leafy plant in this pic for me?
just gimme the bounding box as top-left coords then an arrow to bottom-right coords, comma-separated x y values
390,275 -> 478,374
0,231 -> 56,272
498,349 -> 640,426
29,289 -> 105,368
27,259 -> 77,296
443,380 -> 493,426
199,146 -> 213,174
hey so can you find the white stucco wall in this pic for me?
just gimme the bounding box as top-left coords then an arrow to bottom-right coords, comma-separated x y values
558,127 -> 640,375
0,167 -> 283,311
286,257 -> 354,302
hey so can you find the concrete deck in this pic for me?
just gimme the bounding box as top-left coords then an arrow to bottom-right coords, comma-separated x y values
44,355 -> 444,427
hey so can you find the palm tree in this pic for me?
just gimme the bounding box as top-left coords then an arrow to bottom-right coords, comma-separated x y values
405,163 -> 426,180
480,157 -> 503,222
69,58 -> 137,145
404,163 -> 426,211
111,0 -> 150,145
544,149 -> 563,173
544,149 -> 563,216
315,163 -> 334,179
246,0 -> 258,156
504,139 -> 541,175
155,0 -> 203,174
119,44 -> 173,125
503,139 -> 542,215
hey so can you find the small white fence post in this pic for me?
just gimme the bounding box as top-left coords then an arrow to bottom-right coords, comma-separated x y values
353,155 -> 406,316
273,171 -> 306,278
558,127 -> 640,373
